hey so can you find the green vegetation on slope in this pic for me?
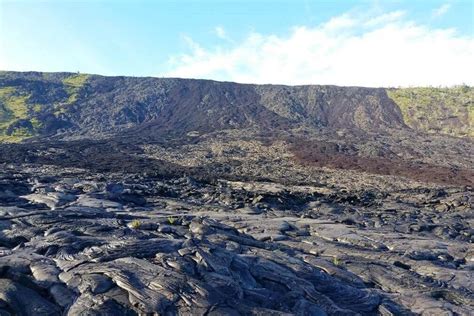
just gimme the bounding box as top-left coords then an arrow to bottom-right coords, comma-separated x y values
387,86 -> 474,137
0,73 -> 90,142
54,73 -> 89,115
62,73 -> 89,105
0,87 -> 29,119
0,87 -> 34,142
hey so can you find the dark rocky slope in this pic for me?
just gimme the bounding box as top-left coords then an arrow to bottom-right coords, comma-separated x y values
0,71 -> 472,186
1,71 -> 412,141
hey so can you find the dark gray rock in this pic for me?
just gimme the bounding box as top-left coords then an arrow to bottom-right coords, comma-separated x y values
0,279 -> 61,315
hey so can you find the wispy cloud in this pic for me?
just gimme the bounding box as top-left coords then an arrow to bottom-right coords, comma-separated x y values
165,10 -> 473,87
432,3 -> 451,18
214,26 -> 227,40
364,10 -> 405,27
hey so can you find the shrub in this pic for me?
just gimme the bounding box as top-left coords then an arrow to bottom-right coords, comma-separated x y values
130,219 -> 141,229
167,216 -> 176,225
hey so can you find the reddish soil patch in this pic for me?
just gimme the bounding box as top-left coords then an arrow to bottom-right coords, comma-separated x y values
290,139 -> 474,187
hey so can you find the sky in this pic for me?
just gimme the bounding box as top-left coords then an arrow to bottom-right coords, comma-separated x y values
0,0 -> 473,87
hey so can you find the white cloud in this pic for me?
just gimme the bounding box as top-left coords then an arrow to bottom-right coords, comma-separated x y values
432,3 -> 451,18
323,14 -> 357,31
165,10 -> 474,87
214,26 -> 227,39
364,10 -> 405,27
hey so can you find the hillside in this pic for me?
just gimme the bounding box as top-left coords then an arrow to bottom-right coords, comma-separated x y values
1,71 -> 471,142
0,71 -> 473,315
387,86 -> 473,137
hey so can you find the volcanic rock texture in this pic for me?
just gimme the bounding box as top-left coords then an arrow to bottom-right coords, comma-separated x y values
0,72 -> 472,315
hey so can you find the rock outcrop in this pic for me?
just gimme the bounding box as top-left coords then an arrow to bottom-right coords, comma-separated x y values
1,71 -> 470,142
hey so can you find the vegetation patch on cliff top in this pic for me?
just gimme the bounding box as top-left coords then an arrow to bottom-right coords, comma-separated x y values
62,73 -> 89,104
387,86 -> 473,137
0,86 -> 43,142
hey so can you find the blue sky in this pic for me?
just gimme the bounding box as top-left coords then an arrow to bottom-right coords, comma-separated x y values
1,0 -> 473,86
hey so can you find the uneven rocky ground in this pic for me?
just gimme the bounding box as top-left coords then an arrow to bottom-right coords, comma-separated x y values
0,159 -> 472,315
0,72 -> 473,315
